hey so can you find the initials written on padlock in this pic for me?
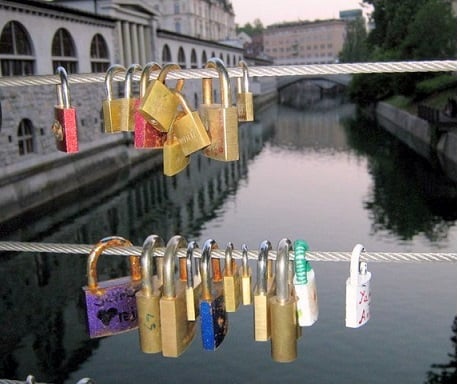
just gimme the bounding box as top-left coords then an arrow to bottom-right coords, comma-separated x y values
236,60 -> 254,122
200,239 -> 228,351
135,234 -> 165,354
199,58 -> 239,161
270,238 -> 298,363
82,236 -> 142,338
51,66 -> 78,153
346,244 -> 371,328
102,64 -> 127,133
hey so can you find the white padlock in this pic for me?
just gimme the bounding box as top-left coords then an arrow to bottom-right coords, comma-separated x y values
293,240 -> 319,327
346,244 -> 371,328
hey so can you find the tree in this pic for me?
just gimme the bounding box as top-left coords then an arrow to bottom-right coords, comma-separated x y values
236,18 -> 264,37
339,17 -> 369,63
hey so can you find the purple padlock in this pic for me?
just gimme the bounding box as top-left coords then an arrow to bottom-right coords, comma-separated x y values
82,236 -> 142,338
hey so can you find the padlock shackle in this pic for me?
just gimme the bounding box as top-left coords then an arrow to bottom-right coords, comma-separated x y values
186,241 -> 199,289
241,243 -> 249,276
256,240 -> 272,294
104,64 -> 126,100
350,243 -> 366,284
87,236 -> 138,289
224,242 -> 234,276
163,235 -> 188,298
237,60 -> 250,94
139,234 -> 165,296
124,63 -> 142,99
293,239 -> 310,285
275,238 -> 293,304
157,63 -> 185,92
140,62 -> 162,97
200,239 -> 219,301
203,57 -> 232,108
55,66 -> 71,108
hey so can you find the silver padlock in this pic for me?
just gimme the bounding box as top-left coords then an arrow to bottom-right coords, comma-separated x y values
345,244 -> 371,328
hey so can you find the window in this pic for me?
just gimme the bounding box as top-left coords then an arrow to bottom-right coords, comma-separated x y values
177,47 -> 186,68
201,50 -> 207,65
175,21 -> 181,34
0,21 -> 34,76
162,44 -> 172,63
174,1 -> 180,14
17,119 -> 34,155
90,34 -> 109,73
52,28 -> 77,73
190,49 -> 197,68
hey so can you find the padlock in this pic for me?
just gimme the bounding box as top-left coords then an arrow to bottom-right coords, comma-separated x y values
346,244 -> 371,328
253,240 -> 274,341
236,60 -> 254,122
135,234 -> 165,354
185,241 -> 202,321
199,239 -> 228,351
239,244 -> 252,305
293,239 -> 318,327
139,63 -> 184,132
223,242 -> 241,312
102,64 -> 127,133
171,90 -> 211,156
82,236 -> 142,338
134,62 -> 167,149
119,63 -> 142,132
163,130 -> 190,176
199,57 -> 239,161
160,235 -> 197,357
51,66 -> 79,153
270,238 -> 298,363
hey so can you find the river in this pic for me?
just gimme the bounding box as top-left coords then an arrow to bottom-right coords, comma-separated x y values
0,96 -> 456,384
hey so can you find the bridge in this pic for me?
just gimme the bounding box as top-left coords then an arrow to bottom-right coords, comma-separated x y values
277,74 -> 352,91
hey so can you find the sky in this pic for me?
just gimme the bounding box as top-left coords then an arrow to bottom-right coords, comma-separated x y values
231,0 -> 370,26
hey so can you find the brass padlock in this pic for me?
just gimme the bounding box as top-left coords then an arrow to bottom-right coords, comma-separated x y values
134,62 -> 167,149
163,129 -> 190,176
135,234 -> 165,354
199,57 -> 239,161
185,241 -> 202,321
102,64 -> 127,133
270,238 -> 298,363
119,63 -> 142,132
237,60 -> 254,122
253,240 -> 274,341
52,66 -> 79,153
172,90 -> 211,156
239,243 -> 252,305
223,242 -> 241,312
139,63 -> 185,132
160,235 -> 197,357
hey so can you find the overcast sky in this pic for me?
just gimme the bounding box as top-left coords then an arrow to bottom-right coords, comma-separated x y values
231,0 -> 371,26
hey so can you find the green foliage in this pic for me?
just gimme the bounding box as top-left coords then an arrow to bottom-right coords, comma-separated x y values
414,74 -> 458,100
236,19 -> 264,37
339,17 -> 369,63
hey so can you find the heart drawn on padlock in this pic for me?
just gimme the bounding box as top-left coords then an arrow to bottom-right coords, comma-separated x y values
97,307 -> 118,326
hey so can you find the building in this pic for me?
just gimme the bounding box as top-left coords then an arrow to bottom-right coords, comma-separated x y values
263,19 -> 347,65
339,9 -> 363,22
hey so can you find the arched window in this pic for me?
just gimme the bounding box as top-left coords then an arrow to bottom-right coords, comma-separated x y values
201,50 -> 207,66
233,55 -> 237,66
0,21 -> 34,76
90,33 -> 109,73
219,53 -> 224,61
17,118 -> 34,155
51,28 -> 77,73
162,44 -> 172,63
226,54 -> 230,66
177,46 -> 186,68
190,49 -> 197,69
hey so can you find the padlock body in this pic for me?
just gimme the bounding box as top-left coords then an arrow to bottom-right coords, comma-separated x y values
139,81 -> 180,132
118,97 -> 137,132
163,136 -> 190,176
134,97 -> 166,149
239,266 -> 252,305
199,104 -> 239,161
186,281 -> 202,321
135,292 -> 162,353
223,273 -> 241,312
254,293 -> 271,341
237,92 -> 254,122
103,98 -> 129,133
294,270 -> 319,327
53,106 -> 78,153
270,297 -> 297,363
173,111 -> 211,156
200,293 -> 228,351
83,276 -> 140,338
346,272 -> 371,328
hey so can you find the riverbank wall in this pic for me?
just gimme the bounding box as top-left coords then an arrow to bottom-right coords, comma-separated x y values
376,101 -> 456,182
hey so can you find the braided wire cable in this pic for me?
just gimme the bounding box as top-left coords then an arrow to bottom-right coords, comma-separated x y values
0,60 -> 456,88
0,241 -> 455,263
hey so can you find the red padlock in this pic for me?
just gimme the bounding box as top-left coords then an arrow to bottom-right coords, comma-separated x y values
134,62 -> 167,149
51,66 -> 79,153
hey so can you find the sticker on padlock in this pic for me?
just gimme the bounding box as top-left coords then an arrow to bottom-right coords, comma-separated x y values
199,58 -> 239,161
102,64 -> 127,133
51,66 -> 79,153
135,234 -> 165,354
293,239 -> 318,327
236,60 -> 254,122
199,239 -> 228,351
346,244 -> 371,328
82,236 -> 142,338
